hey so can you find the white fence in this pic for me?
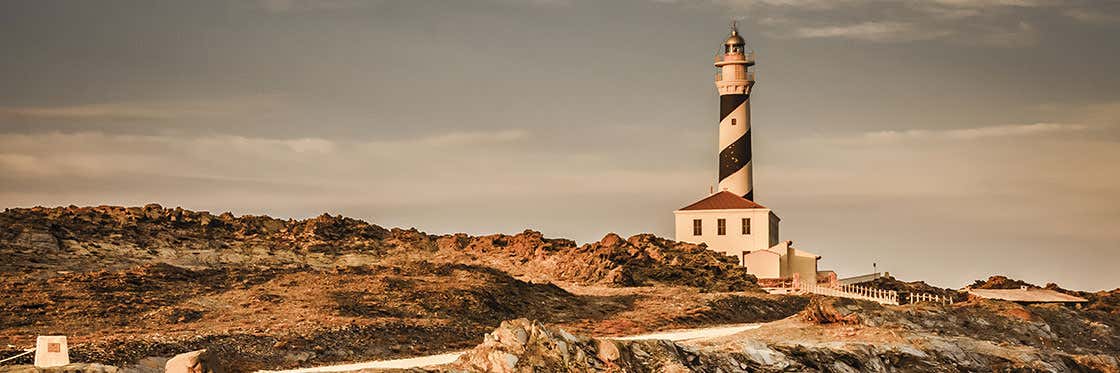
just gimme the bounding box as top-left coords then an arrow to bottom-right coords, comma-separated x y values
798,281 -> 958,306
908,292 -> 953,305
798,282 -> 899,305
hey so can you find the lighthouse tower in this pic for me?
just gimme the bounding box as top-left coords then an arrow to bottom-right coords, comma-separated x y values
714,23 -> 757,200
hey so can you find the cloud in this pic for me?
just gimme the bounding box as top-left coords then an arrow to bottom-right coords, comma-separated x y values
693,0 -> 1064,47
929,0 -> 1057,7
940,122 -> 1088,139
713,0 -> 861,10
711,0 -> 1058,11
791,22 -> 954,42
0,97 -> 275,122
967,21 -> 1038,47
0,127 -> 533,182
818,123 -> 1091,145
0,132 -> 339,177
914,6 -> 983,20
494,0 -> 574,6
411,129 -> 529,147
1063,8 -> 1120,23
0,104 -> 185,121
255,0 -> 370,13
204,136 -> 337,154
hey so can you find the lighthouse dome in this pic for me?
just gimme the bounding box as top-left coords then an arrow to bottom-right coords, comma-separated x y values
724,32 -> 745,47
723,27 -> 747,54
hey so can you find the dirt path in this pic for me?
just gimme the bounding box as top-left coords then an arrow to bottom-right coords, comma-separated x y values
258,323 -> 762,373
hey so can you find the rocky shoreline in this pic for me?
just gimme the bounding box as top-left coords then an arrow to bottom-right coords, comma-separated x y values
1,205 -> 1117,372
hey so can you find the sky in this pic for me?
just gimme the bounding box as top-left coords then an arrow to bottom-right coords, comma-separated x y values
2,0 -> 1118,291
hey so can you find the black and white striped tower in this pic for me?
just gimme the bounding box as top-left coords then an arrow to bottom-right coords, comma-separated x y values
715,23 -> 757,200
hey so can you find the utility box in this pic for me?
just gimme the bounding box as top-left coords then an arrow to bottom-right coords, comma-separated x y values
34,336 -> 69,367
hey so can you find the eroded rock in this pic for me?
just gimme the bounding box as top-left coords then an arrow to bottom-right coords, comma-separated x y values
164,350 -> 222,373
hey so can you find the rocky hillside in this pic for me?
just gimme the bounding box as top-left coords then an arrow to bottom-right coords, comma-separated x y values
3,205 -> 1118,372
0,205 -> 754,291
0,261 -> 603,371
970,275 -> 1120,350
413,293 -> 1120,373
0,205 -> 795,372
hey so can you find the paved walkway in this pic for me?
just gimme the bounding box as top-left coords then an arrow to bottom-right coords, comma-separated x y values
258,323 -> 761,373
610,324 -> 760,341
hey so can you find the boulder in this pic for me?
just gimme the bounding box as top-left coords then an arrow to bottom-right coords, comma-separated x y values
801,296 -> 870,325
164,350 -> 222,373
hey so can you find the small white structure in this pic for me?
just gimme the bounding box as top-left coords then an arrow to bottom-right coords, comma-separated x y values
674,191 -> 820,283
743,240 -> 820,282
34,335 -> 69,367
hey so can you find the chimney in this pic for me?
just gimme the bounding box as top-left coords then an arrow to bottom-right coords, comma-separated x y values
786,242 -> 795,278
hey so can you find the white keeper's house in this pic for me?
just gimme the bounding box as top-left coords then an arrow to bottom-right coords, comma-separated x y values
672,24 -> 826,287
673,191 -> 821,285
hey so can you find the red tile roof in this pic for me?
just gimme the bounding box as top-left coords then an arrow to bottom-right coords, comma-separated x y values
678,191 -> 767,211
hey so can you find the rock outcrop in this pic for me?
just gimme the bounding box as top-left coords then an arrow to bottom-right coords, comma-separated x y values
436,231 -> 758,292
0,205 -> 756,291
165,349 -> 223,373
447,319 -> 724,372
439,312 -> 1120,373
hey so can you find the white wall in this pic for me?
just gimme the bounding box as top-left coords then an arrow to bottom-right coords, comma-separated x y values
789,251 -> 819,282
673,208 -> 775,261
743,250 -> 781,278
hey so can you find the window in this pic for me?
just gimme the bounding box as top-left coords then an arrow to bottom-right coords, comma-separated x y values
742,218 -> 751,234
692,219 -> 702,236
717,218 -> 726,235
731,118 -> 737,126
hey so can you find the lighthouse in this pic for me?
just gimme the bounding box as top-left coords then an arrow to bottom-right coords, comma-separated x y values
672,24 -> 821,285
714,23 -> 756,200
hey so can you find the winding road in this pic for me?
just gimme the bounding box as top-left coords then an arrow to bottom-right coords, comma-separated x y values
258,323 -> 761,373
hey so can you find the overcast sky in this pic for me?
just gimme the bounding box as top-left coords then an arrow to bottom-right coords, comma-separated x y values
2,0 -> 1119,290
